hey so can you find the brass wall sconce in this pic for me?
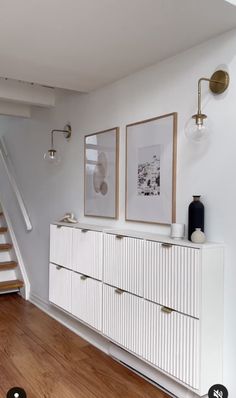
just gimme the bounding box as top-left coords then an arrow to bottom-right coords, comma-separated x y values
185,70 -> 230,142
44,123 -> 72,164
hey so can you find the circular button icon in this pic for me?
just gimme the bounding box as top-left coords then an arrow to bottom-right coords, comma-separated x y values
7,387 -> 27,398
208,384 -> 228,398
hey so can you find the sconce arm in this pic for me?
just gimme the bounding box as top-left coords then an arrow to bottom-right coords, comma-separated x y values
50,124 -> 72,149
197,78 -> 210,115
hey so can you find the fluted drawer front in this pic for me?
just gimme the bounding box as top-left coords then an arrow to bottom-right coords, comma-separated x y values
72,273 -> 102,331
144,241 -> 200,318
50,225 -> 73,270
103,284 -> 143,356
72,229 -> 102,280
49,263 -> 72,312
103,234 -> 143,296
143,300 -> 199,389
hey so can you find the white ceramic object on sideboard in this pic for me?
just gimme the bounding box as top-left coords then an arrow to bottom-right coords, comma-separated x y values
191,228 -> 206,243
170,223 -> 185,239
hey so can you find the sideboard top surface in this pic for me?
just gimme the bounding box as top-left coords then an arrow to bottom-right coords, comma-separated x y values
53,222 -> 106,232
103,229 -> 224,249
52,222 -> 224,250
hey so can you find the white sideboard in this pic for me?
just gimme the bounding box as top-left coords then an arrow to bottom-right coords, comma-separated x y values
49,223 -> 224,398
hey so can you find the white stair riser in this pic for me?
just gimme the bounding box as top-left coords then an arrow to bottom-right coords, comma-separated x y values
0,218 -> 7,228
0,269 -> 17,282
0,251 -> 12,262
0,289 -> 20,294
0,234 -> 7,244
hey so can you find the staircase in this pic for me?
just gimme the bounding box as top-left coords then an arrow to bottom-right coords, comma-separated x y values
0,212 -> 24,294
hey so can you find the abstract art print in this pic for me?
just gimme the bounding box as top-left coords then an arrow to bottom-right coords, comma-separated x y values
84,128 -> 119,218
126,113 -> 177,225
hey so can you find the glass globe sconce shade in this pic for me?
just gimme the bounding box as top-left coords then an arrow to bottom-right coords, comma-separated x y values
44,123 -> 72,164
43,148 -> 62,165
185,70 -> 229,142
185,113 -> 211,143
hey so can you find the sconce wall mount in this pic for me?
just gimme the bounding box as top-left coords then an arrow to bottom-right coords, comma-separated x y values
209,70 -> 229,94
185,69 -> 230,142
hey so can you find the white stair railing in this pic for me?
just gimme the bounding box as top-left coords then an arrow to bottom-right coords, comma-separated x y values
0,137 -> 32,231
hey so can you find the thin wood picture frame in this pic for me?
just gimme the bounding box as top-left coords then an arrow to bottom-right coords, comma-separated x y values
84,127 -> 119,219
125,113 -> 177,225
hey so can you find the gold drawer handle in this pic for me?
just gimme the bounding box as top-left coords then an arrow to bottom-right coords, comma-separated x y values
80,275 -> 88,280
161,243 -> 172,248
56,265 -> 62,270
161,306 -> 173,314
115,288 -> 124,294
116,235 -> 124,239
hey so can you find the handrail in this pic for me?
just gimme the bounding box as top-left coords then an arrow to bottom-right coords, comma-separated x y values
0,137 -> 32,231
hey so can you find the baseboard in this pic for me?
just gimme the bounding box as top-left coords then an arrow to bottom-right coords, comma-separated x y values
29,292 -> 205,398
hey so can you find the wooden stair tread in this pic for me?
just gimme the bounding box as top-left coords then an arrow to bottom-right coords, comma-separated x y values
0,227 -> 7,233
0,261 -> 17,270
0,279 -> 24,291
0,243 -> 12,251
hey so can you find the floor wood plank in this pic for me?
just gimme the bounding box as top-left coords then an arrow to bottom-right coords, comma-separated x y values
0,294 -> 170,398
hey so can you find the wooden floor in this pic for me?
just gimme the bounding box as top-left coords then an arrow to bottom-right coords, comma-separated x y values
0,294 -> 170,398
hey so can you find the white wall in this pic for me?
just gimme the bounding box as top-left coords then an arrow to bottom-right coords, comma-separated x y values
1,28 -> 236,394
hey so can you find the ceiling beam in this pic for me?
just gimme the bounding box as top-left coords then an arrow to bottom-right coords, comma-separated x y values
0,101 -> 31,118
0,79 -> 55,107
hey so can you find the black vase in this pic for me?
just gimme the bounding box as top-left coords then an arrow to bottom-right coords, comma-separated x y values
188,196 -> 204,241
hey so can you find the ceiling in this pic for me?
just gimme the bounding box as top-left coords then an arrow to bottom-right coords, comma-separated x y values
0,0 -> 235,92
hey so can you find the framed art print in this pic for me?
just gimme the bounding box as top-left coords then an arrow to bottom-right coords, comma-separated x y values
126,113 -> 177,225
84,127 -> 119,218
